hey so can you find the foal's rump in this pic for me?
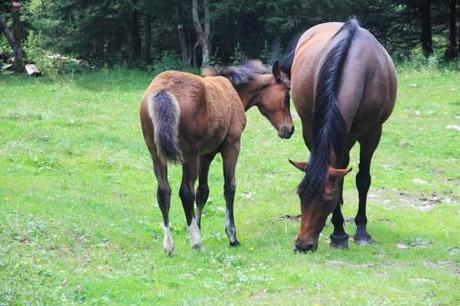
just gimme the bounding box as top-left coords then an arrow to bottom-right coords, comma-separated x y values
147,90 -> 182,163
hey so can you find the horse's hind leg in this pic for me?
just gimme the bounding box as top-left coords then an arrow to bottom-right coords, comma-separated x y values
354,127 -> 382,245
179,156 -> 202,249
221,141 -> 241,246
196,152 -> 217,228
152,156 -> 174,255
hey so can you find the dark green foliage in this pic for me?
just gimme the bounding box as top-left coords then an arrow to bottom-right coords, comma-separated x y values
2,0 -> 458,69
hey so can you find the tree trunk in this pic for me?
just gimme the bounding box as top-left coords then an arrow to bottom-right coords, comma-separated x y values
202,0 -> 210,64
192,0 -> 210,67
444,0 -> 458,59
176,5 -> 191,66
0,2 -> 25,73
128,9 -> 141,64
178,24 -> 190,65
141,14 -> 152,64
420,0 -> 433,57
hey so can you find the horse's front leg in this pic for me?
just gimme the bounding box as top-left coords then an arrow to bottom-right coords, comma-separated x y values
221,140 -> 241,246
330,143 -> 354,249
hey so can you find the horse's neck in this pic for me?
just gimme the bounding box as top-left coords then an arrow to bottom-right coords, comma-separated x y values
238,74 -> 272,110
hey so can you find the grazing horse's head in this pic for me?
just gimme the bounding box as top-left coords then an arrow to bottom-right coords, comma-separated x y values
289,159 -> 352,252
203,60 -> 294,139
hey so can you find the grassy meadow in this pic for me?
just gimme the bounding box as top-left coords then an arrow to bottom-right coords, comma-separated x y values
0,67 -> 459,305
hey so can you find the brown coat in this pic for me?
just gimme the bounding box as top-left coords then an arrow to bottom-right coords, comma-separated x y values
140,71 -> 245,157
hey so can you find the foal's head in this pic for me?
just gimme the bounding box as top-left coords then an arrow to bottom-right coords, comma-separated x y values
203,60 -> 294,139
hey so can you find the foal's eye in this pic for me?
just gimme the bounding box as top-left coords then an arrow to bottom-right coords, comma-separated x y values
284,92 -> 290,107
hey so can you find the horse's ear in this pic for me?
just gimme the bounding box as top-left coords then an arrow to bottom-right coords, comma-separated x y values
272,60 -> 281,81
328,167 -> 353,177
202,67 -> 216,76
289,159 -> 307,171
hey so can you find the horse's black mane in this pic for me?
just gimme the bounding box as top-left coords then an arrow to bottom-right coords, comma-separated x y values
280,32 -> 303,78
202,60 -> 270,87
298,19 -> 360,201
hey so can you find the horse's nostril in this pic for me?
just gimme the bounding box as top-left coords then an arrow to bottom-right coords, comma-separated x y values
295,242 -> 315,253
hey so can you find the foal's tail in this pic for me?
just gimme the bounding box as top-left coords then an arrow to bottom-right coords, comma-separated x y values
147,90 -> 182,163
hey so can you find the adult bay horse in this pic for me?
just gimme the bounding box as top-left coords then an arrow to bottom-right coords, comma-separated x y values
140,60 -> 293,255
283,19 -> 397,252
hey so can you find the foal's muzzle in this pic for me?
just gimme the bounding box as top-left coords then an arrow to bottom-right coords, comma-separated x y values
279,126 -> 294,139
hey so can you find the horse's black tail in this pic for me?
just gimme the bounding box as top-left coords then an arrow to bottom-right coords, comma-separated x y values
147,90 -> 182,163
299,19 -> 359,201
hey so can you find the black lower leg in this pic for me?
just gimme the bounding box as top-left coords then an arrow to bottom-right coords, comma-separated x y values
157,185 -> 172,227
224,181 -> 239,246
196,184 -> 209,227
179,184 -> 195,226
330,202 -> 349,249
354,163 -> 373,244
195,153 -> 215,228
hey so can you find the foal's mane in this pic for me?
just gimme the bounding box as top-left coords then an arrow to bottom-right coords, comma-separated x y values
298,19 -> 360,201
202,60 -> 271,88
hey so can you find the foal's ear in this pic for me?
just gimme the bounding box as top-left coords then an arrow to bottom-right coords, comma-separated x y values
272,60 -> 281,81
202,67 -> 216,76
289,159 -> 307,171
328,167 -> 353,177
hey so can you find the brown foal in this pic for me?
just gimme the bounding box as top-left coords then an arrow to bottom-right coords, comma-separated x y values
140,60 -> 293,255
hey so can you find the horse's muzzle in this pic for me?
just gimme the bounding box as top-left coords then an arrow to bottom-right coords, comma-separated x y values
279,126 -> 294,139
294,241 -> 317,253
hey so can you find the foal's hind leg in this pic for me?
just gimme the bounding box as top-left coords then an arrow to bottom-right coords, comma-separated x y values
152,156 -> 174,255
354,127 -> 382,245
179,157 -> 202,249
196,152 -> 217,228
221,141 -> 241,246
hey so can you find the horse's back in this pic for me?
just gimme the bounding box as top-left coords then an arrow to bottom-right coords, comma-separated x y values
291,22 -> 397,141
291,23 -> 345,124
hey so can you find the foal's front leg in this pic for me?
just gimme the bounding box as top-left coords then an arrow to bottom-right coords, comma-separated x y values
179,157 -> 202,249
221,141 -> 241,246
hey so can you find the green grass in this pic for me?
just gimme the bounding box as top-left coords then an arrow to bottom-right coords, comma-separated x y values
0,67 -> 459,305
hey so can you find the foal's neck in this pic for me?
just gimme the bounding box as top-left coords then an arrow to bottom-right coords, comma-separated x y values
237,74 -> 273,111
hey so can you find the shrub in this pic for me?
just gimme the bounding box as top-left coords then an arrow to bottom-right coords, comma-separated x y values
24,31 -> 94,74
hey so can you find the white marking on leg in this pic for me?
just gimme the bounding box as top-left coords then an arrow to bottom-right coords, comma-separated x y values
163,225 -> 174,255
188,218 -> 202,249
225,208 -> 236,244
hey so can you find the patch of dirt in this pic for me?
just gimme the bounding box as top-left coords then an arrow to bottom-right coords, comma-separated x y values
278,214 -> 301,222
424,261 -> 460,275
447,247 -> 460,255
327,260 -> 376,269
374,189 -> 453,212
396,237 -> 433,250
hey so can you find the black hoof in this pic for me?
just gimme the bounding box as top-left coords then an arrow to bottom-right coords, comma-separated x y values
229,239 -> 240,247
330,234 -> 349,249
354,234 -> 373,245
